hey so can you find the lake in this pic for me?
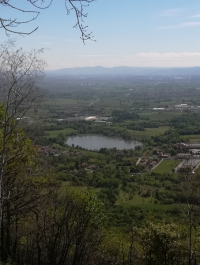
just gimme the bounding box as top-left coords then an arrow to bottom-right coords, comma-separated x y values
66,135 -> 142,151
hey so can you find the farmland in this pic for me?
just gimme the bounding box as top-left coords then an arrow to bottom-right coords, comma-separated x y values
27,74 -> 200,228
153,160 -> 181,174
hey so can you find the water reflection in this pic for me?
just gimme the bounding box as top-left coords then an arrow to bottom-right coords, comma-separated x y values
66,135 -> 142,151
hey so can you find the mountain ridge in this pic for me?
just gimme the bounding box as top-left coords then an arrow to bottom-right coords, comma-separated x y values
46,66 -> 200,76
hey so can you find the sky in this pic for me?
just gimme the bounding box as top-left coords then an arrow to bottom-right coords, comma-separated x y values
1,0 -> 200,69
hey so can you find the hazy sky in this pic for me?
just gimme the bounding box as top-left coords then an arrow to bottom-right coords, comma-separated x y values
1,0 -> 200,69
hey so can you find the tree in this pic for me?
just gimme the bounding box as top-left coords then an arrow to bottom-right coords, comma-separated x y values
0,0 -> 95,42
178,171 -> 200,265
137,222 -> 188,265
0,103 -> 58,263
1,186 -> 105,265
0,40 -> 45,235
0,98 -> 108,264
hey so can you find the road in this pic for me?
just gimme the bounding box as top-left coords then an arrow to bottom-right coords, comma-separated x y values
89,98 -> 99,106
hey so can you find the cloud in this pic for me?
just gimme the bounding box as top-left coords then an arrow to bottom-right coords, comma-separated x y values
130,53 -> 200,67
76,54 -> 116,57
191,14 -> 200,18
31,36 -> 55,40
181,22 -> 200,27
65,39 -> 79,42
159,8 -> 183,17
136,53 -> 200,58
64,53 -> 200,59
159,21 -> 200,29
41,42 -> 51,45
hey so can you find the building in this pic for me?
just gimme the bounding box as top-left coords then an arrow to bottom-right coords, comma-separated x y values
85,116 -> 96,121
176,153 -> 191,159
152,108 -> 165,111
178,143 -> 200,149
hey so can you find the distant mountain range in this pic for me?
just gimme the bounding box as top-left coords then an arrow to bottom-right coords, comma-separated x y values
46,66 -> 200,76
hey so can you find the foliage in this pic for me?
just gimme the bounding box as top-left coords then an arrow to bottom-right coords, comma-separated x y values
136,222 -> 188,265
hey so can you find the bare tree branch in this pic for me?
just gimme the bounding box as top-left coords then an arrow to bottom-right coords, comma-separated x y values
67,0 -> 96,43
0,0 -> 95,42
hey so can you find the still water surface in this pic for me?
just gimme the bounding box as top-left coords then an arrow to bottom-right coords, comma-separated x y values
66,135 -> 142,151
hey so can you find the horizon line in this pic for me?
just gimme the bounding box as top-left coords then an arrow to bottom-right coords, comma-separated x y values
45,65 -> 200,71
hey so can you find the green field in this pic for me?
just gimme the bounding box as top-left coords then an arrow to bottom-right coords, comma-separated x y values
187,135 -> 200,142
127,126 -> 170,138
116,194 -> 175,210
46,125 -> 170,140
153,159 -> 181,174
61,181 -> 174,211
45,128 -> 76,138
194,165 -> 200,175
46,98 -> 94,107
139,111 -> 182,121
95,98 -> 122,108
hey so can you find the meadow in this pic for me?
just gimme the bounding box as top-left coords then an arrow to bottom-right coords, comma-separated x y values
153,160 -> 182,174
128,126 -> 170,138
45,128 -> 76,138
139,111 -> 182,121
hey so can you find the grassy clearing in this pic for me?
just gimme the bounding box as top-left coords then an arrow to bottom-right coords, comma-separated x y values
187,135 -> 200,142
45,128 -> 76,138
95,98 -> 121,108
51,142 -> 106,158
61,181 -> 102,193
61,181 -> 89,191
153,160 -> 182,174
127,126 -> 170,138
45,98 -> 94,108
139,112 -> 182,121
195,165 -> 200,175
50,98 -> 90,105
116,194 -> 175,210
62,182 -> 178,211
45,125 -> 169,140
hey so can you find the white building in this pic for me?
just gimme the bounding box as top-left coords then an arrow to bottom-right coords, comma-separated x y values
85,116 -> 96,121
